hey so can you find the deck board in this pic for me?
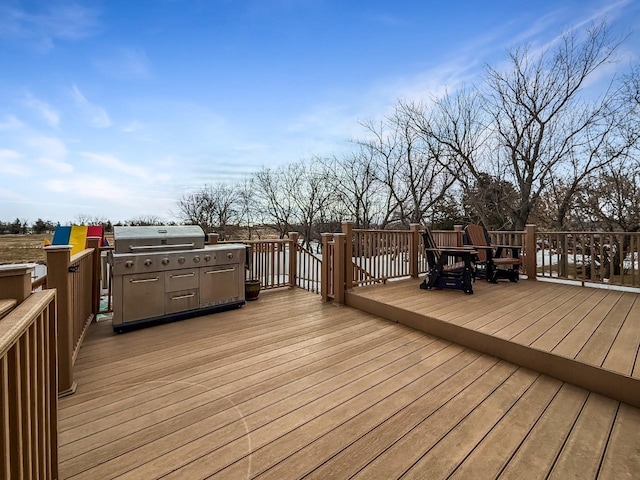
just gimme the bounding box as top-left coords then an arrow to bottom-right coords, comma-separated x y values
603,295 -> 640,377
255,354 -> 499,480
59,287 -> 640,479
547,393 -> 619,479
497,384 -> 589,480
350,278 -> 640,385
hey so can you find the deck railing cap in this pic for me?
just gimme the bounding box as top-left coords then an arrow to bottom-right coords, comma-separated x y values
44,244 -> 73,251
0,263 -> 37,276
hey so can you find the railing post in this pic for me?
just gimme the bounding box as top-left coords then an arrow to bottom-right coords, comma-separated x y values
525,224 -> 537,281
288,232 -> 299,288
0,264 -> 34,304
321,233 -> 332,302
208,233 -> 219,245
409,223 -> 421,277
333,233 -> 346,304
87,237 -> 101,318
45,245 -> 77,396
342,222 -> 354,290
453,225 -> 464,247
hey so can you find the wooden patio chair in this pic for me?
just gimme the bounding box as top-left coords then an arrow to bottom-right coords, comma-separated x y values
463,224 -> 521,283
419,227 -> 476,294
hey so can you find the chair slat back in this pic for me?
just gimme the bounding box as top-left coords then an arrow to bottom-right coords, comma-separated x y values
422,228 -> 440,266
464,224 -> 490,262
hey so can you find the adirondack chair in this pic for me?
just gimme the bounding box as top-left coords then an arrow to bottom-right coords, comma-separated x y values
463,224 -> 521,283
419,227 -> 476,294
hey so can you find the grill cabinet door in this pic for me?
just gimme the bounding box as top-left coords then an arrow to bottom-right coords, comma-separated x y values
165,290 -> 199,314
200,264 -> 241,307
165,269 -> 199,292
165,269 -> 199,313
122,273 -> 164,322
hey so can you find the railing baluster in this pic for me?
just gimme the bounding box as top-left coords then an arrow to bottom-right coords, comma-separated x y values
1,356 -> 11,478
7,342 -> 24,478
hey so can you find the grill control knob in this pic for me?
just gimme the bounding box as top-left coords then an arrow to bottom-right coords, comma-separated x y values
161,258 -> 170,265
124,260 -> 134,269
204,254 -> 211,262
227,252 -> 234,260
178,256 -> 185,265
193,255 -> 200,263
144,259 -> 152,267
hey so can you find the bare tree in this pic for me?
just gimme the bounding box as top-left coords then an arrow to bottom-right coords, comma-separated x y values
252,167 -> 295,238
175,183 -> 239,238
125,215 -> 164,226
287,159 -> 336,249
356,118 -> 402,227
577,160 -> 640,232
322,150 -> 383,229
236,178 -> 257,240
424,22 -> 625,229
358,101 -> 456,227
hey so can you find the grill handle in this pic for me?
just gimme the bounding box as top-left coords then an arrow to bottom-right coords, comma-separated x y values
170,293 -> 196,300
129,277 -> 159,284
170,273 -> 195,279
129,243 -> 195,251
204,268 -> 236,275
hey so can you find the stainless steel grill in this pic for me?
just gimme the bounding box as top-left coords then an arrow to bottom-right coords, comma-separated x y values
110,225 -> 245,332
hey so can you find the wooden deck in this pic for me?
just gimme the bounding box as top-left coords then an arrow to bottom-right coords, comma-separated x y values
349,277 -> 640,407
59,287 -> 640,479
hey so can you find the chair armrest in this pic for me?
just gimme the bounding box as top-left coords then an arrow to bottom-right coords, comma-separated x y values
493,244 -> 522,250
440,247 -> 477,254
466,245 -> 493,250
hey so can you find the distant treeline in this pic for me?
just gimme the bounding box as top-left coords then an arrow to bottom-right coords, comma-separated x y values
0,217 -> 181,235
0,218 -> 57,235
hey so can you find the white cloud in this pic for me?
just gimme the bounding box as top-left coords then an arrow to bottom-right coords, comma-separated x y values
27,135 -> 68,160
42,174 -> 174,217
96,47 -> 151,79
24,93 -> 60,126
0,187 -> 22,200
39,157 -> 74,173
80,151 -> 171,183
0,4 -> 99,52
0,149 -> 30,176
71,85 -> 112,128
81,151 -> 144,177
44,174 -> 132,202
0,114 -> 24,130
122,120 -> 145,133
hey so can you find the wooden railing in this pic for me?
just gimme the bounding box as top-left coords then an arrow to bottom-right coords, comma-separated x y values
350,228 -> 413,284
536,230 -> 640,288
322,222 -> 640,304
321,233 -> 336,302
431,229 -> 463,248
295,242 -> 322,294
45,237 -> 101,396
218,234 -> 322,294
487,229 -> 528,277
0,290 -> 58,479
342,223 -> 424,288
99,245 -> 114,314
244,240 -> 292,290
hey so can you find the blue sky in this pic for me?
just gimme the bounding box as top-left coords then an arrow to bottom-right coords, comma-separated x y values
1,0 -> 639,224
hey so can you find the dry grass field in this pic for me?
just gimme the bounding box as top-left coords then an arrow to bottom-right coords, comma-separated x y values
0,228 -> 278,265
0,234 -> 49,264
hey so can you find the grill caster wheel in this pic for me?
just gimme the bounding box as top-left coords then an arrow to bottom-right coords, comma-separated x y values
114,327 -> 124,334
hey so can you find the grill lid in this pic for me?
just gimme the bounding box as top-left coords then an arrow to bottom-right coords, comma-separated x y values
113,225 -> 205,254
